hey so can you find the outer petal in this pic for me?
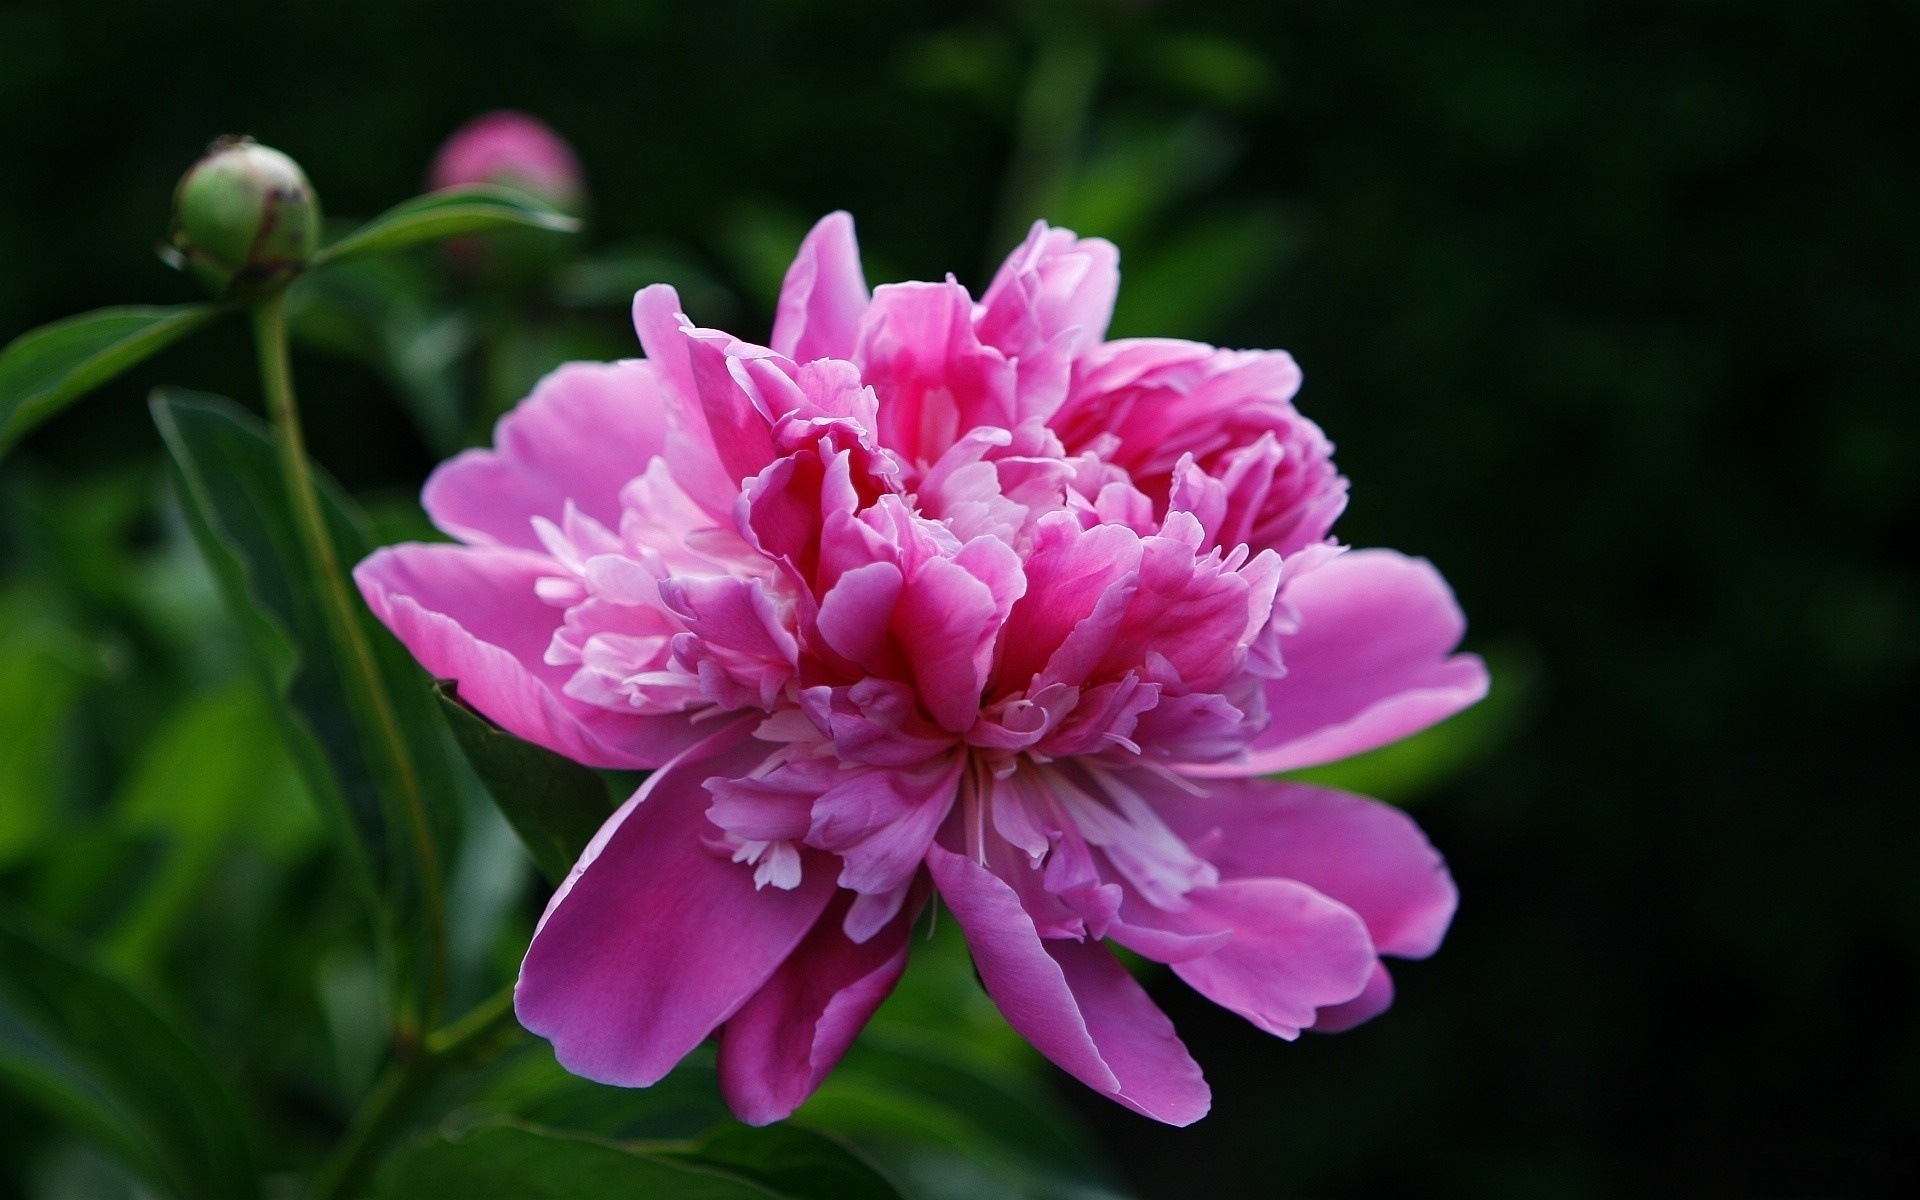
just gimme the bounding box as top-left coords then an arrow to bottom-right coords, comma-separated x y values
978,221 -> 1120,358
516,722 -> 839,1087
925,844 -> 1209,1125
1157,777 -> 1458,960
1310,962 -> 1396,1033
355,543 -> 701,768
717,883 -> 920,1125
1156,879 -> 1376,1039
633,285 -> 737,520
423,360 -> 671,550
771,211 -> 871,363
1191,549 -> 1488,776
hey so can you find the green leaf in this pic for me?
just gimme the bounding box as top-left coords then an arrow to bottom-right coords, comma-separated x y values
104,682 -> 315,973
1106,207 -> 1303,341
0,305 -> 221,457
475,1042 -> 732,1142
801,1041 -> 1122,1200
373,1120 -> 783,1199
795,920 -> 1124,1199
0,904 -> 260,1200
311,185 -> 580,270
285,260 -> 474,457
0,588 -> 92,867
671,1123 -> 902,1200
150,391 -> 460,1001
434,681 -> 616,885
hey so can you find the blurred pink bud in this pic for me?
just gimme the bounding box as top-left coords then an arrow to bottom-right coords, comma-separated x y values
430,111 -> 585,211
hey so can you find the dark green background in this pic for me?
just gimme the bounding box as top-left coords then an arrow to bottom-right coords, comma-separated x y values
3,0 -> 1916,1195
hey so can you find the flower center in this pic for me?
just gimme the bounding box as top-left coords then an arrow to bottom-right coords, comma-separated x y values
960,750 -> 1218,914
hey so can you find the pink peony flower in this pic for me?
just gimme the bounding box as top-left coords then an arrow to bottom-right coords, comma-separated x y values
357,213 -> 1487,1126
429,110 -> 585,210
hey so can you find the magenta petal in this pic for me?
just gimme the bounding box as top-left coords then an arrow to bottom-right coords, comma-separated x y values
517,723 -> 839,1088
632,284 -> 698,404
926,844 -> 1210,1126
772,211 -> 871,364
1197,549 -> 1489,776
1164,879 -> 1376,1039
423,360 -> 670,550
1158,777 -> 1458,959
1310,962 -> 1396,1034
355,543 -> 700,768
717,885 -> 919,1125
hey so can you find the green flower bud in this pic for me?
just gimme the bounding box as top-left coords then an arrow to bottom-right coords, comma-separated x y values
168,137 -> 321,296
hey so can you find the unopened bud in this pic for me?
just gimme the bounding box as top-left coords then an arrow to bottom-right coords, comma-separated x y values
429,111 -> 585,214
168,137 -> 321,296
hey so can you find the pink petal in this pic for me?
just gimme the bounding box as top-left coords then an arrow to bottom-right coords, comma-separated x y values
978,221 -> 1120,358
1157,777 -> 1459,959
683,328 -> 780,489
632,284 -> 698,404
897,550 -> 1020,732
423,361 -> 672,550
1310,962 -> 1396,1033
815,560 -> 906,674
1191,549 -> 1489,776
354,543 -> 701,769
717,884 -> 919,1124
771,211 -> 871,364
632,285 -> 737,519
995,514 -> 1142,693
855,280 -> 1018,465
808,753 -> 964,896
517,723 -> 839,1087
1157,878 -> 1377,1039
925,844 -> 1210,1126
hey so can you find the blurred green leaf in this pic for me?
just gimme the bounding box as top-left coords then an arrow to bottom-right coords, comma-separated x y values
800,1040 -> 1121,1200
434,680 -> 616,885
715,202 -> 811,311
150,390 -> 461,1006
798,919 -> 1123,1199
1107,206 -> 1302,341
104,681 -> 315,973
1138,34 -> 1278,109
373,1120 -> 783,1198
0,305 -> 221,458
0,589 -> 91,867
668,1122 -> 902,1200
554,245 -> 738,325
895,28 -> 1020,114
311,186 -> 580,270
0,904 -> 261,1200
1284,645 -> 1537,804
474,1042 -> 731,1142
317,945 -> 389,1102
1056,118 -> 1235,248
287,259 -> 472,456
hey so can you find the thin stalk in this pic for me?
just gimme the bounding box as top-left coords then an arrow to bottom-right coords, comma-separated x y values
311,986 -> 521,1200
251,292 -> 449,1028
988,32 -> 1102,270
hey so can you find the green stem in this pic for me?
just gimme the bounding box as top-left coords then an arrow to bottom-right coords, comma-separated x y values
251,292 -> 449,1030
988,32 -> 1102,270
311,986 -> 521,1200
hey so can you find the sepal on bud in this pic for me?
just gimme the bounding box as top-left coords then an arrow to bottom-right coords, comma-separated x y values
168,137 -> 321,296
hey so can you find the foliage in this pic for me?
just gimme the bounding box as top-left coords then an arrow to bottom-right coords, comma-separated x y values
1,0 -> 1913,1197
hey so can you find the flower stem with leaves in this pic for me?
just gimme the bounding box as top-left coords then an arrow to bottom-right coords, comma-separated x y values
252,289 -> 451,1037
